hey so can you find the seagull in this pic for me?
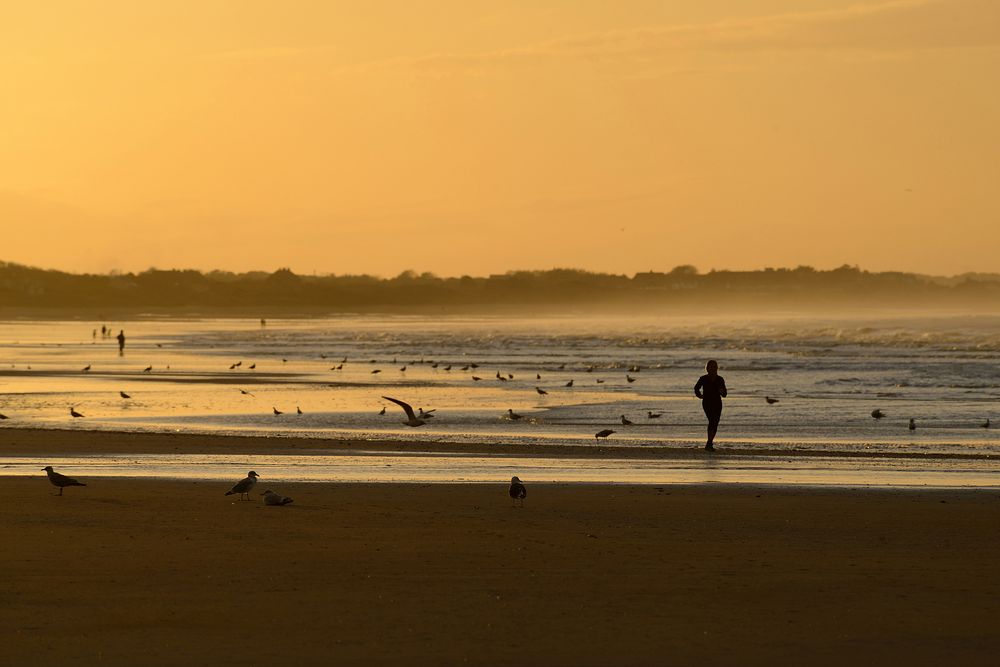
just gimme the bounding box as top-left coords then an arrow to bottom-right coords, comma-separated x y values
621,415 -> 633,425
240,389 -> 255,397
143,365 -> 152,372
379,406 -> 386,415
565,380 -> 574,387
418,408 -> 436,419
472,376 -> 482,381
225,471 -> 259,501
261,490 -> 294,506
872,409 -> 885,420
382,396 -> 426,427
626,375 -> 637,383
595,429 -> 615,439
444,365 -> 452,371
296,406 -> 303,415
507,409 -> 523,420
509,476 -> 527,507
536,374 -> 541,380
70,407 -> 84,418
765,396 -> 780,405
982,418 -> 991,429
273,407 -> 283,415
42,466 -> 86,496
647,411 -> 662,419
535,387 -> 548,395
229,364 -> 237,370
335,364 -> 343,370
400,366 -> 406,372
596,379 -> 605,384
909,418 -> 916,431
119,391 -> 131,399
371,369 -> 381,374
81,365 -> 91,372
248,363 -> 256,370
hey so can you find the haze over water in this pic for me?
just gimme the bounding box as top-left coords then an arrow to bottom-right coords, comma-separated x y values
0,314 -> 997,458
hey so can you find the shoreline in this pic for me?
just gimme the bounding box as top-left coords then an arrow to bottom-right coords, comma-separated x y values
1,426 -> 997,461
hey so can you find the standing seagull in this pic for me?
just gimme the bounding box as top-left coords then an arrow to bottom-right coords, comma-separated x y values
70,407 -> 85,418
507,409 -> 524,420
225,471 -> 259,501
261,490 -> 294,506
273,407 -> 283,415
595,429 -> 615,439
621,415 -> 633,425
765,396 -> 780,405
535,387 -> 548,395
119,391 -> 131,399
381,396 -> 426,427
509,476 -> 527,507
42,466 -> 86,496
871,409 -> 885,420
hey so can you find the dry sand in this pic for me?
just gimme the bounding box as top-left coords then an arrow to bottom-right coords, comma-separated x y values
2,476 -> 999,666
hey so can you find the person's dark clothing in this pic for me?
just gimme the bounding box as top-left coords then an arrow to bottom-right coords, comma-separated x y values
695,374 -> 727,427
116,331 -> 126,353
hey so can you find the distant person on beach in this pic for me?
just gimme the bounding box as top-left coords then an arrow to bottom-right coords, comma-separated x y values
694,360 -> 727,452
117,330 -> 126,356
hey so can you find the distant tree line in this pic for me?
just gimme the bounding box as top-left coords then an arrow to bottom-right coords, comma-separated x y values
0,261 -> 998,313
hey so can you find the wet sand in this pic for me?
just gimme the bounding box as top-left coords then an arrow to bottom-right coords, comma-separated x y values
2,477 -> 999,666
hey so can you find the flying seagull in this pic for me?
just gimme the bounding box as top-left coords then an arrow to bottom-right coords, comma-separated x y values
595,429 -> 615,439
382,396 -> 426,427
119,391 -> 131,399
261,490 -> 294,506
42,466 -> 86,496
621,415 -> 633,425
765,396 -> 780,405
70,407 -> 84,418
871,409 -> 885,420
225,471 -> 259,500
509,476 -> 527,507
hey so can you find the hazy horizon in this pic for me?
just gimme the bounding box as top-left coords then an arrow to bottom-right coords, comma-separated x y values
2,0 -> 998,277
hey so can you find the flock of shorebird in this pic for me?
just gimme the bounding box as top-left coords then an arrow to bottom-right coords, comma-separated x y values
41,465 -> 530,507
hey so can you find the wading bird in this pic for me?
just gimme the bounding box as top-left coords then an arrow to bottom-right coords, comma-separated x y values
595,429 -> 615,439
42,466 -> 86,496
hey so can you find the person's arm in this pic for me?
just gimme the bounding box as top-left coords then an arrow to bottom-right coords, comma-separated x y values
719,377 -> 728,398
694,376 -> 704,399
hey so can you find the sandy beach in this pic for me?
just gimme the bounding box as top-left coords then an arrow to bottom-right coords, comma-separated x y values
3,470 -> 999,665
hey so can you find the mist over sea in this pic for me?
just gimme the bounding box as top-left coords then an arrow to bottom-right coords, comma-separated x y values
0,313 -> 997,458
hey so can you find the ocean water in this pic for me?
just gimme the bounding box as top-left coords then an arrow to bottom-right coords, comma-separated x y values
0,313 -> 997,462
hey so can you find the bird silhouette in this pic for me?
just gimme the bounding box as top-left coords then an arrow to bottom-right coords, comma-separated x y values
143,365 -> 152,372
225,471 -> 259,501
296,406 -> 303,415
647,411 -> 662,419
119,391 -> 131,399
507,409 -> 523,420
909,418 -> 916,431
595,429 -> 615,439
621,415 -> 633,425
239,389 -> 255,397
565,380 -> 574,387
371,369 -> 381,374
248,363 -> 256,370
418,408 -> 436,419
42,466 -> 86,496
536,373 -> 542,380
379,406 -> 386,415
472,376 -> 482,381
0,413 -> 8,419
536,387 -> 548,395
273,407 -> 283,415
70,407 -> 84,418
871,409 -> 885,420
81,365 -> 91,372
509,476 -> 527,507
382,396 -> 426,427
596,379 -> 605,384
626,375 -> 637,383
261,489 -> 293,506
765,396 -> 780,405
982,418 -> 991,429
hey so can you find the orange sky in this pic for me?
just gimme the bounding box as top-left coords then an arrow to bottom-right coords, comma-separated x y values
2,0 -> 998,277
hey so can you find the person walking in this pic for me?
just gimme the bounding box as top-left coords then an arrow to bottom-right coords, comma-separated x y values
116,330 -> 126,356
694,360 -> 727,451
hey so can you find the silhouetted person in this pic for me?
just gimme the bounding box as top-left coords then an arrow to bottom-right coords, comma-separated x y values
116,330 -> 125,356
694,360 -> 727,452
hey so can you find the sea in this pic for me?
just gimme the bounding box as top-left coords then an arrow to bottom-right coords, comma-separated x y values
1,313 -> 998,487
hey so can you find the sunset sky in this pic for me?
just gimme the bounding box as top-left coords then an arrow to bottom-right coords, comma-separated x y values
2,0 -> 998,277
